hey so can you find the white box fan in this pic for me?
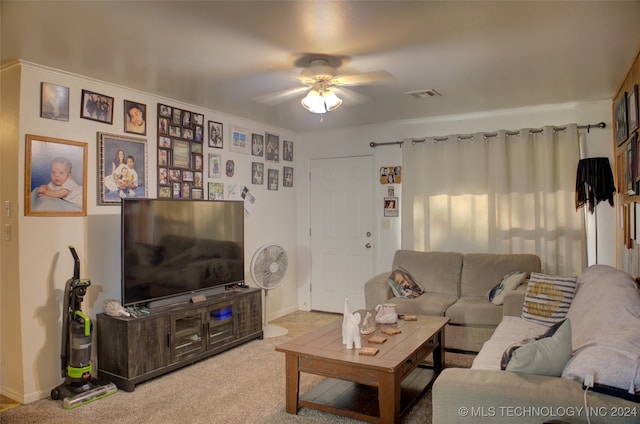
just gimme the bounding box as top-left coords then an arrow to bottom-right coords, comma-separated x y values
250,243 -> 289,338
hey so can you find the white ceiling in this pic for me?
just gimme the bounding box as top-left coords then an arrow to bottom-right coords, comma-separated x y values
2,1 -> 640,132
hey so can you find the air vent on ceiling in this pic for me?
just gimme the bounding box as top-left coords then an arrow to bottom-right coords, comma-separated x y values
406,89 -> 442,98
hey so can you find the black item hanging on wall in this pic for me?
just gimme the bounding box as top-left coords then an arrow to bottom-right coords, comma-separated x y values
575,157 -> 615,213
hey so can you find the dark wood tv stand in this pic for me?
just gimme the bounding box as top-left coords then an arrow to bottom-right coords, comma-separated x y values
97,287 -> 262,392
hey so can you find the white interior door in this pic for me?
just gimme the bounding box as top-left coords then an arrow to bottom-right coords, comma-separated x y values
310,156 -> 374,313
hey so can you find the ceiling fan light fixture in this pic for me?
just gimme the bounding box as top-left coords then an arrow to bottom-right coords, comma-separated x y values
301,89 -> 327,113
323,90 -> 342,111
301,87 -> 342,114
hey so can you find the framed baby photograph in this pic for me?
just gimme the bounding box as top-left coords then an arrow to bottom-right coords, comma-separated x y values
40,82 -> 70,121
25,134 -> 87,216
80,89 -> 114,124
97,132 -> 148,205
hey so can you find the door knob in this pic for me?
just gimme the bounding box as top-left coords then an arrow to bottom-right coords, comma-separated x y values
365,243 -> 372,248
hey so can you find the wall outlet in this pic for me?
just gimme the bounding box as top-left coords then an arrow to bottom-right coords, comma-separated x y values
584,373 -> 594,388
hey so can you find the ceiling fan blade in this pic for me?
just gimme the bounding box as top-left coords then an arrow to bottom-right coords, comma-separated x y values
253,86 -> 309,105
332,86 -> 370,105
332,70 -> 392,86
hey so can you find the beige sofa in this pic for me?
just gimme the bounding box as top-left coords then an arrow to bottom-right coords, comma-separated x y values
364,250 -> 541,352
432,264 -> 640,423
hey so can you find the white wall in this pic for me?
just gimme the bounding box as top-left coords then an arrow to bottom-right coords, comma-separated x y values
295,100 -> 615,310
2,61 -> 299,403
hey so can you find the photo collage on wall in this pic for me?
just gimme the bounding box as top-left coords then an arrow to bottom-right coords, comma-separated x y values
248,131 -> 295,190
157,103 -> 204,199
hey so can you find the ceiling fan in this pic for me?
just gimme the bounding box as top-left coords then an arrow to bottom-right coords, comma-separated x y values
254,53 -> 392,114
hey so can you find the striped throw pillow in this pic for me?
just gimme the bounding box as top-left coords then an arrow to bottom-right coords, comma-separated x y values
521,272 -> 577,326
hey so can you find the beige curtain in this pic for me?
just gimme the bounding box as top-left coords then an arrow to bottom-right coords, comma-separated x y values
402,124 -> 585,275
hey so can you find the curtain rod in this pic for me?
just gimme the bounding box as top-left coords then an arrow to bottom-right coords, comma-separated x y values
369,121 -> 606,148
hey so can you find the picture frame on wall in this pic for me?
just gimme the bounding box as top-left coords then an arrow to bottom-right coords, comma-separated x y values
97,132 -> 148,205
124,100 -> 147,135
615,92 -> 628,146
627,138 -> 634,194
268,169 -> 279,190
265,132 -> 279,162
283,140 -> 294,161
208,182 -> 224,200
208,121 -> 223,149
252,162 -> 264,185
25,134 -> 87,216
230,126 -> 249,154
208,153 -> 222,178
80,89 -> 114,124
172,139 -> 191,169
384,197 -> 399,217
628,84 -> 639,134
283,166 -> 293,187
251,133 -> 264,157
40,82 -> 69,121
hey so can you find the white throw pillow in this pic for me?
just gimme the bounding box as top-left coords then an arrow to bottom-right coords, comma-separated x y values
521,272 -> 577,326
486,271 -> 526,306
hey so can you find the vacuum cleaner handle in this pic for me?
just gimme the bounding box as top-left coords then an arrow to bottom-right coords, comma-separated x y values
69,245 -> 80,280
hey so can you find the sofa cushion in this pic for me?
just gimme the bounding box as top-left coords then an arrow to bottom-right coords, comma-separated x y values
392,250 -> 462,297
390,293 -> 458,317
472,316 -> 548,370
446,297 -> 503,326
562,264 -> 640,393
504,319 -> 572,376
460,253 -> 541,297
387,268 -> 424,298
521,272 -> 577,326
486,271 -> 527,305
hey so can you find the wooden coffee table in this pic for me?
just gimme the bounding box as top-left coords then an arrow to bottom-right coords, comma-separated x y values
275,313 -> 449,423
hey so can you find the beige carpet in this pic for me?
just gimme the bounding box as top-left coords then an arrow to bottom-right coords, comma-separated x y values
0,312 -> 474,423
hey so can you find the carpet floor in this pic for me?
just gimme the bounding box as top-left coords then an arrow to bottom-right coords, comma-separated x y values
0,311 -> 474,423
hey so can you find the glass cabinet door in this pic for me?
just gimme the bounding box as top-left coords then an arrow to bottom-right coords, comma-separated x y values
171,311 -> 205,362
207,303 -> 234,348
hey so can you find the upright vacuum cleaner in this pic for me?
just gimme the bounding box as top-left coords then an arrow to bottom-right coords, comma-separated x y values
50,246 -> 117,409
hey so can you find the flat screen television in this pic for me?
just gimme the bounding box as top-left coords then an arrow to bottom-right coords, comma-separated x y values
121,198 -> 245,307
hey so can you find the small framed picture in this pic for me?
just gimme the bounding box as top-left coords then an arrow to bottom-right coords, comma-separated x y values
25,134 -> 87,216
97,132 -> 147,205
283,166 -> 293,187
251,133 -> 264,157
615,92 -> 629,146
191,153 -> 204,171
192,188 -> 203,199
208,182 -> 224,200
230,126 -> 249,154
172,140 -> 191,169
265,132 -> 280,162
124,100 -> 147,135
283,140 -> 294,161
182,170 -> 194,182
628,84 -> 639,134
208,153 -> 222,178
158,104 -> 171,117
384,197 -> 399,217
40,82 -> 69,121
268,169 -> 279,191
208,121 -> 223,148
252,162 -> 264,185
159,186 -> 172,198
81,89 -> 114,124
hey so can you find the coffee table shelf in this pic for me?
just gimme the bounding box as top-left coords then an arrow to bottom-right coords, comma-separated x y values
276,313 -> 449,424
299,366 -> 435,422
